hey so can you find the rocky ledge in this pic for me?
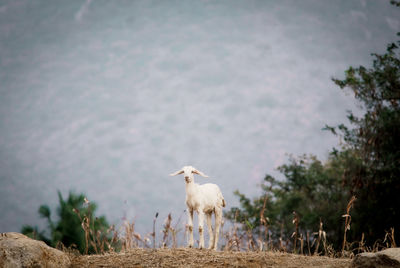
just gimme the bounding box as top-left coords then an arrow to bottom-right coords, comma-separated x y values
0,232 -> 71,268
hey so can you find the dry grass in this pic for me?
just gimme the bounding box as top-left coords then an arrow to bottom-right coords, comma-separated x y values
73,198 -> 115,254
68,194 -> 396,268
341,195 -> 356,255
69,248 -> 351,268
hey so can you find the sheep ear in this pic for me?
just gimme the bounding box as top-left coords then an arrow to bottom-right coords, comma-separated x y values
193,169 -> 209,178
169,170 -> 184,176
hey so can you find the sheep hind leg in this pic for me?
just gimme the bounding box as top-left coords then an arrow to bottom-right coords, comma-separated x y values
213,208 -> 222,250
206,212 -> 214,249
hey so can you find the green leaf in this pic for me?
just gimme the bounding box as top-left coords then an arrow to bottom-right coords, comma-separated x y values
38,205 -> 51,218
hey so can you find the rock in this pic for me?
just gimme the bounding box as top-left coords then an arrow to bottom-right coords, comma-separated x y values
352,248 -> 400,268
0,232 -> 71,268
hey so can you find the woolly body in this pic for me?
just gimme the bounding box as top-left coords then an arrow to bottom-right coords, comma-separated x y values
170,166 -> 225,250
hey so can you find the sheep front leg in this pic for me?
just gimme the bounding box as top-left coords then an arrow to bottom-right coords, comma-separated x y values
187,209 -> 194,248
198,211 -> 205,249
206,213 -> 214,249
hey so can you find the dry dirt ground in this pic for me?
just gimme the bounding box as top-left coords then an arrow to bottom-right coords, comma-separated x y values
70,248 -> 351,268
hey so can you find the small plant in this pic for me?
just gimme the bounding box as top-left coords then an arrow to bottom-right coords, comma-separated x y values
299,233 -> 304,255
162,213 -> 172,248
278,221 -> 287,252
170,210 -> 185,248
106,225 -> 119,252
342,195 -> 356,255
121,220 -> 143,250
259,193 -> 270,251
73,197 -> 113,254
383,227 -> 396,248
224,209 -> 242,251
306,231 -> 311,255
245,219 -> 256,251
356,233 -> 366,253
292,211 -> 300,254
151,212 -> 159,249
312,219 -> 327,256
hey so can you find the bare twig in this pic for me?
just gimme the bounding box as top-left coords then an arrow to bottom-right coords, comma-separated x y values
152,212 -> 159,249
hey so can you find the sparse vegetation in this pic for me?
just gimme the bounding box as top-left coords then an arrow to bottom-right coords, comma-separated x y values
225,7 -> 400,254
22,191 -> 110,254
62,194 -> 397,257
19,191 -> 397,268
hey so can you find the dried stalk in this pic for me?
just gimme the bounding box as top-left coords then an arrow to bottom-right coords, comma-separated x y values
342,195 -> 356,253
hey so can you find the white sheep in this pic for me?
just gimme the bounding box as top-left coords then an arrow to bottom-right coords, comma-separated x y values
170,166 -> 225,250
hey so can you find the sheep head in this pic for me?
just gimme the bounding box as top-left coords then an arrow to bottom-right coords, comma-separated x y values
169,166 -> 209,183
